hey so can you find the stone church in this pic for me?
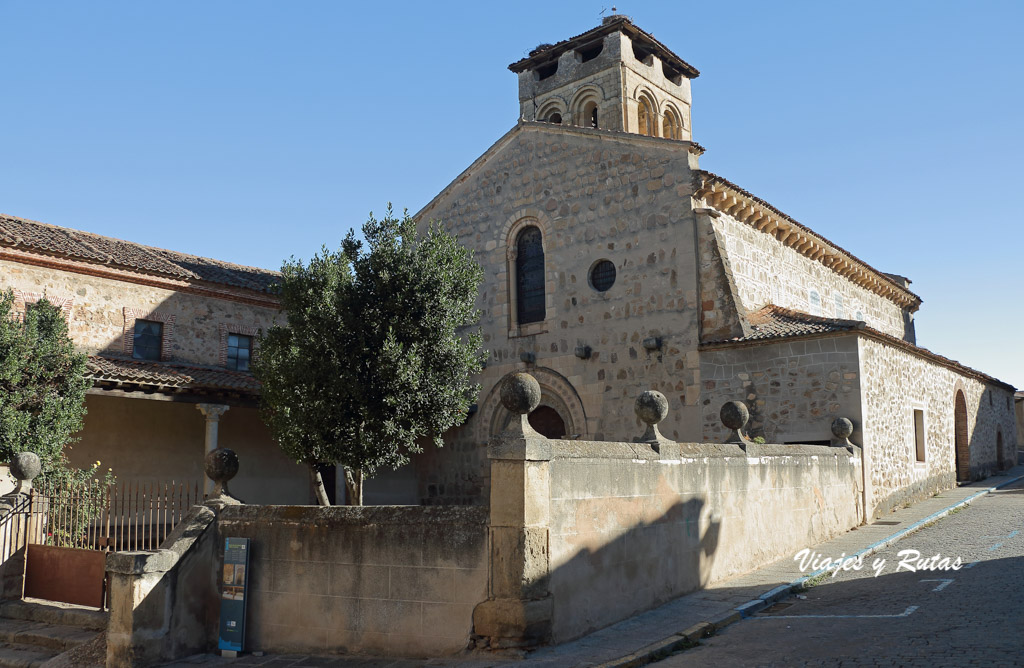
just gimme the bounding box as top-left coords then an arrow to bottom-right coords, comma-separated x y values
411,15 -> 1017,518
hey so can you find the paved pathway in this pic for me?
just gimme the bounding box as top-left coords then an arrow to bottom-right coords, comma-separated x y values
161,465 -> 1024,668
654,474 -> 1024,667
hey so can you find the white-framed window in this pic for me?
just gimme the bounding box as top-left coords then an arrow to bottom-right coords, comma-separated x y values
913,408 -> 926,463
808,289 -> 822,317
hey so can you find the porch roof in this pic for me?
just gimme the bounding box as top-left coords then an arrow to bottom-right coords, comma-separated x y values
86,355 -> 261,401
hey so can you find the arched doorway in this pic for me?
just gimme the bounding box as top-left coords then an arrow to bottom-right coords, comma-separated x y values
528,406 -> 567,439
996,429 -> 1005,470
954,390 -> 970,482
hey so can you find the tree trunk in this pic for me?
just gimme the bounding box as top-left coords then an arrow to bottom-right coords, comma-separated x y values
309,464 -> 331,506
344,467 -> 363,506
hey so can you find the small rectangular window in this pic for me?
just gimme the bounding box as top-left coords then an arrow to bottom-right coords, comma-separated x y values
227,334 -> 253,371
913,409 -> 926,463
133,320 -> 163,361
835,294 -> 845,319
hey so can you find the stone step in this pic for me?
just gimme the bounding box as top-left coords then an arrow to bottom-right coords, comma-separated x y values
0,618 -> 97,653
0,600 -> 106,632
0,642 -> 59,668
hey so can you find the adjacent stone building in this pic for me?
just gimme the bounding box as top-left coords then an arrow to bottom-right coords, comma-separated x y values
412,15 -> 1017,517
0,213 -> 311,504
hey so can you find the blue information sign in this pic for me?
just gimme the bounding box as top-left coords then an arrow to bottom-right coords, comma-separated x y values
218,537 -> 250,652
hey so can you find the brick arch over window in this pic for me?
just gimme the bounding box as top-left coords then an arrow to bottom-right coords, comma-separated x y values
954,388 -> 970,482
478,367 -> 588,443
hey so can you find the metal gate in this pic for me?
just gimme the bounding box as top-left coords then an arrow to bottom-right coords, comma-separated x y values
16,480 -> 202,609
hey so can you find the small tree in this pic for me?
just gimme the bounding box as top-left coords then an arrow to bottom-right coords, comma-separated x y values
0,290 -> 91,475
254,206 -> 485,505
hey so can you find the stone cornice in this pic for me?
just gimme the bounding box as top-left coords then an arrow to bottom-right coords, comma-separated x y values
693,171 -> 922,312
0,247 -> 280,310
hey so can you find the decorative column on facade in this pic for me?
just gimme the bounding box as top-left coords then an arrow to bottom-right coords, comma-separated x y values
196,404 -> 229,496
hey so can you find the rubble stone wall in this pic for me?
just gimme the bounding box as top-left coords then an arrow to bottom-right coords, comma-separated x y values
0,259 -> 278,366
414,123 -> 704,504
710,213 -> 910,340
699,335 -> 862,444
858,337 -> 1017,517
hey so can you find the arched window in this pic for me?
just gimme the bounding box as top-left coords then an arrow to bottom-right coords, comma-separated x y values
516,226 -> 545,324
582,100 -> 599,128
808,289 -> 822,316
547,112 -> 562,124
663,107 -> 682,140
638,97 -> 655,136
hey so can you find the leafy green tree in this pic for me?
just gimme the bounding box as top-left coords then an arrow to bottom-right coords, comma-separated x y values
0,290 -> 91,477
254,206 -> 485,505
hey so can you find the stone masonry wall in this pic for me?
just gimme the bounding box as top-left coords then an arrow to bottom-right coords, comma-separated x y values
711,213 -> 909,339
700,335 -> 862,445
858,337 -> 1017,517
545,441 -> 863,642
415,123 -> 705,503
0,259 -> 278,366
216,505 -> 488,657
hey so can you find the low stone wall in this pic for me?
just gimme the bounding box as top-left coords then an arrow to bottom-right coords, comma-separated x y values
546,442 -> 862,641
216,505 -> 488,657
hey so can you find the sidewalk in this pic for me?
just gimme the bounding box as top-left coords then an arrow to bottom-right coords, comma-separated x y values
162,465 -> 1024,668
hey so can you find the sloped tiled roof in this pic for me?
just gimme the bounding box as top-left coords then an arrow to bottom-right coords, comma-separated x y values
508,15 -> 699,78
705,305 -> 1014,391
0,213 -> 279,294
739,305 -> 866,342
86,356 -> 261,395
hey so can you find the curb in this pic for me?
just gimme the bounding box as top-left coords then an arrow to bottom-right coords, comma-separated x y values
594,471 -> 1024,668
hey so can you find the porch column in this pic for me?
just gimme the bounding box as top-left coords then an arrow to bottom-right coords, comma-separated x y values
196,404 -> 229,496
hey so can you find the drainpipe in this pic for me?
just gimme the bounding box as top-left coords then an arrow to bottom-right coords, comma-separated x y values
196,404 -> 230,497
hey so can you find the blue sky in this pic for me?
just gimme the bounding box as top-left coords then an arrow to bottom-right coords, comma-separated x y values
2,1 -> 1022,388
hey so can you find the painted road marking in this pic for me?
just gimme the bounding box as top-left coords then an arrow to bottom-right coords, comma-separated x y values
920,578 -> 954,591
754,606 -> 918,620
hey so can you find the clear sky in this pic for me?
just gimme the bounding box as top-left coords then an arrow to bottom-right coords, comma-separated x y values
2,1 -> 1022,388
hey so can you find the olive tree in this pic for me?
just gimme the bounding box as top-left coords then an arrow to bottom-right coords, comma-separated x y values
254,207 -> 485,505
0,290 -> 90,476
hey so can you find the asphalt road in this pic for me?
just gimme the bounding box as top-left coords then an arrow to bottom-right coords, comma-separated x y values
656,478 -> 1024,667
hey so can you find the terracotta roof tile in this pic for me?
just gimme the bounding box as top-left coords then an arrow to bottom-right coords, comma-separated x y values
739,305 -> 865,341
86,356 -> 261,394
508,16 -> 699,78
704,305 -> 1015,392
0,213 -> 280,294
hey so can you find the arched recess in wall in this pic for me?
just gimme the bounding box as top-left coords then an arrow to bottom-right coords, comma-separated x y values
537,98 -> 566,124
954,389 -> 970,482
637,94 -> 657,136
570,85 -> 603,129
478,367 -> 588,442
662,104 -> 683,140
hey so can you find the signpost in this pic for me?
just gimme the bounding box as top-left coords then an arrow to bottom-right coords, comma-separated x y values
218,537 -> 250,656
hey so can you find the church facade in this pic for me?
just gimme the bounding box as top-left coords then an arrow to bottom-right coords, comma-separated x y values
413,16 -> 1016,518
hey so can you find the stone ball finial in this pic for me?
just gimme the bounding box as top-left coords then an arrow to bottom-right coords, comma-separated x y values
720,401 -> 749,430
831,417 -> 854,440
500,372 -> 541,415
10,452 -> 41,482
635,390 -> 669,426
204,448 -> 239,484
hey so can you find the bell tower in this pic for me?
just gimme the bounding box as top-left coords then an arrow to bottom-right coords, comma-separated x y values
508,15 -> 699,140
